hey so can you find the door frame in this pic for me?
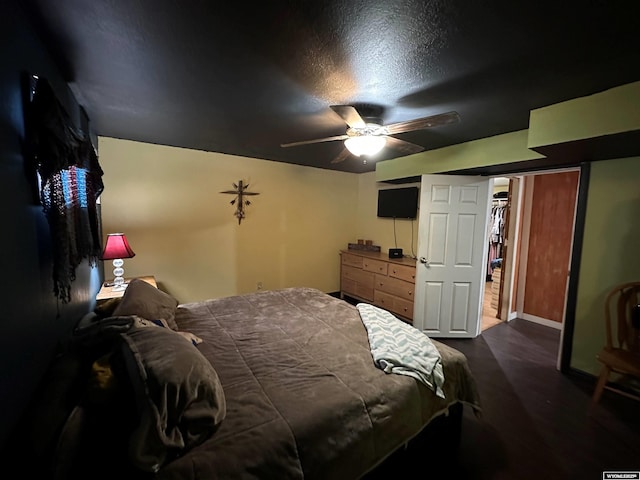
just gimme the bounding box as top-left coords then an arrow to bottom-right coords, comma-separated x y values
559,162 -> 590,372
489,163 -> 589,373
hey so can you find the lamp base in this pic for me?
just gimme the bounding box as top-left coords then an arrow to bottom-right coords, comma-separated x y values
103,280 -> 130,287
110,283 -> 128,292
104,279 -> 130,290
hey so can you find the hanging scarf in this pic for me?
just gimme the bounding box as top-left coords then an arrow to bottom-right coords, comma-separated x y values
29,77 -> 104,303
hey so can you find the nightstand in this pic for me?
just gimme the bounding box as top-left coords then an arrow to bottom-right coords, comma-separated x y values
96,275 -> 157,301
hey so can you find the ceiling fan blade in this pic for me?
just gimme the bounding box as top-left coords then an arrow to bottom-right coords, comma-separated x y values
330,105 -> 366,128
384,136 -> 425,155
281,134 -> 349,148
385,111 -> 460,134
330,147 -> 352,164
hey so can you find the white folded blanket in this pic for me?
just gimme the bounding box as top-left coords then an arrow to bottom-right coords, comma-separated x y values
356,303 -> 445,399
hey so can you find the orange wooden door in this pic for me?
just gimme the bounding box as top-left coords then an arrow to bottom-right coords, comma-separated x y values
523,171 -> 579,323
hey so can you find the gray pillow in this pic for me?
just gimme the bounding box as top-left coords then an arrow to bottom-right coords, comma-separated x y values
118,326 -> 226,473
113,278 -> 179,330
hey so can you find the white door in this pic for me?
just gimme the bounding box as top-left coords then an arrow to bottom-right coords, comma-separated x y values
414,174 -> 493,338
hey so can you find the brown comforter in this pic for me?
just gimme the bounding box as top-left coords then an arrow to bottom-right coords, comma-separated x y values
158,287 -> 481,480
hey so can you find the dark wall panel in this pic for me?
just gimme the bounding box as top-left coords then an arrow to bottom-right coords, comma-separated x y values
0,0 -> 99,447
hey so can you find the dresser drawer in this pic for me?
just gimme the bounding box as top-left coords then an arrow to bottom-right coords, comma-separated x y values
388,263 -> 416,283
393,297 -> 414,321
341,252 -> 363,268
373,291 -> 414,322
341,276 -> 357,296
375,274 -> 415,301
373,290 -> 396,311
362,258 -> 388,275
342,275 -> 374,301
343,265 -> 375,287
354,284 -> 374,302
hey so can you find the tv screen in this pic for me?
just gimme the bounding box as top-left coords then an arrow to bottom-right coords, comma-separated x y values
377,187 -> 419,219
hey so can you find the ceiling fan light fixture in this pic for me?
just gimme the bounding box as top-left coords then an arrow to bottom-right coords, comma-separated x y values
344,135 -> 386,157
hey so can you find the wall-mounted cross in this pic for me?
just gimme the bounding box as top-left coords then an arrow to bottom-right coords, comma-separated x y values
220,180 -> 260,224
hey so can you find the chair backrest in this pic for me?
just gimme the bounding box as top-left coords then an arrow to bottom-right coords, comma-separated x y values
604,281 -> 640,353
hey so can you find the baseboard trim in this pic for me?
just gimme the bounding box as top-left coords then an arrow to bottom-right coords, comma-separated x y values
521,313 -> 562,330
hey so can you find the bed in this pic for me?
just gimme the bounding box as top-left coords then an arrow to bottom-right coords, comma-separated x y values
10,281 -> 481,479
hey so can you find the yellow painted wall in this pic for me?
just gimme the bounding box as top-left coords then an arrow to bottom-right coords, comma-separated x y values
354,172 -> 420,257
98,137 -> 359,303
572,156 -> 640,375
493,177 -> 509,196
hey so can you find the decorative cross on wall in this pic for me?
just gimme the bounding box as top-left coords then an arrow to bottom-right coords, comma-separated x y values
220,180 -> 260,224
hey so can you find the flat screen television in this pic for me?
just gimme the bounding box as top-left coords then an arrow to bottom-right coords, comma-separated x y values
377,186 -> 419,219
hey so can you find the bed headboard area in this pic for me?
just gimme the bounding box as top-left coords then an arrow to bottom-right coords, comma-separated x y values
0,1 -> 102,449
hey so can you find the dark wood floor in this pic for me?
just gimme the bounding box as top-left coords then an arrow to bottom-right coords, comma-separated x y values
366,318 -> 640,479
439,319 -> 640,480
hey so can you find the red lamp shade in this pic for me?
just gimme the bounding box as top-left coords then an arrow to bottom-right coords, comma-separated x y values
101,233 -> 136,260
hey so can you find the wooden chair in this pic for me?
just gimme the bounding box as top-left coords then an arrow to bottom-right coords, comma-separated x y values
592,281 -> 640,405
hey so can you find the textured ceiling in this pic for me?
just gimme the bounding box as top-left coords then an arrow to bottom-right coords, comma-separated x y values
18,0 -> 640,173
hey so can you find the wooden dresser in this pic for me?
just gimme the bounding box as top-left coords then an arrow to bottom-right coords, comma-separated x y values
340,250 -> 417,323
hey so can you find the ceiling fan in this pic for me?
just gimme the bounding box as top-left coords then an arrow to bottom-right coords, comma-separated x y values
280,104 -> 460,164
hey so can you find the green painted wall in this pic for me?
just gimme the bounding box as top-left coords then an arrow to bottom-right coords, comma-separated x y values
572,156 -> 640,375
528,81 -> 640,148
376,130 -> 544,181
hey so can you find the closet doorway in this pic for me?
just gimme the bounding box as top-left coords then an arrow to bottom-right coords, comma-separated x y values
482,177 -> 509,331
482,169 -> 580,339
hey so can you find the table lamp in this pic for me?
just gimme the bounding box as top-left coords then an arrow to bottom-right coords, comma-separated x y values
101,233 -> 136,291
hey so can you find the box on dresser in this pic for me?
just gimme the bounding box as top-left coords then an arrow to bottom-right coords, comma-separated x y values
340,250 -> 416,323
